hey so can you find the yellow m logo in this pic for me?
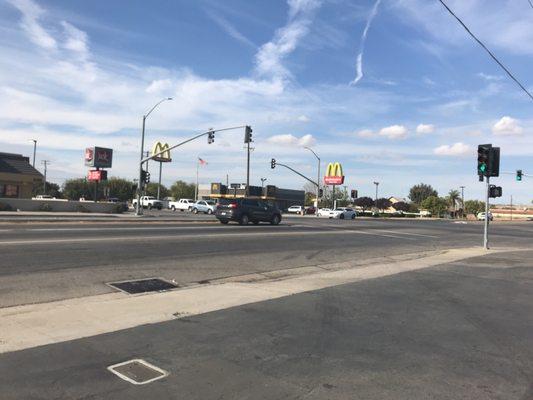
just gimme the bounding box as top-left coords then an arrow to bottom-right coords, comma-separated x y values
325,162 -> 343,177
151,141 -> 172,162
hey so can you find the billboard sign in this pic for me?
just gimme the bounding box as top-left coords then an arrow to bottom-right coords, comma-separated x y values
324,162 -> 345,185
150,141 -> 172,162
87,169 -> 108,182
85,147 -> 113,168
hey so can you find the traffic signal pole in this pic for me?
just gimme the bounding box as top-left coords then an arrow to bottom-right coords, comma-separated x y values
484,176 -> 490,250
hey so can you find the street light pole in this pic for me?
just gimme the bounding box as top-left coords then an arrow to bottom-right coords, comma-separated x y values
41,160 -> 50,194
136,97 -> 172,216
29,139 -> 37,168
304,146 -> 320,216
460,185 -> 465,219
261,177 -> 267,191
373,181 -> 379,212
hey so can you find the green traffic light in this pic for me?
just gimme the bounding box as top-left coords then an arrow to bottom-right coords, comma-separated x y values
479,163 -> 486,173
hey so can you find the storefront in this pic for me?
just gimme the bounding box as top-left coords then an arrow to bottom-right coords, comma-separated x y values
0,152 -> 44,199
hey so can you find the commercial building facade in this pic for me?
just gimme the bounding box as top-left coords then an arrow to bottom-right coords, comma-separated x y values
0,152 -> 44,199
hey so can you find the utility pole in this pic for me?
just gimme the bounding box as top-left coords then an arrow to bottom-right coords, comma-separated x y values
246,140 -> 251,197
226,174 -> 229,187
41,160 -> 49,194
195,160 -> 199,201
29,139 -> 37,168
373,181 -> 379,212
460,186 -> 465,219
261,177 -> 267,191
304,146 -> 320,216
510,195 -> 513,221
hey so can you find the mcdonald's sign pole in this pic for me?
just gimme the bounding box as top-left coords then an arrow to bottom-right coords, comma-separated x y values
324,162 -> 345,208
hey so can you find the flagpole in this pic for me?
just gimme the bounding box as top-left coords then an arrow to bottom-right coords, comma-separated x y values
195,158 -> 199,201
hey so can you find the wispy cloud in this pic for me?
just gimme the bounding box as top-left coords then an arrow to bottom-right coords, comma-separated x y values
350,0 -> 381,86
204,9 -> 256,49
255,0 -> 321,79
8,0 -> 57,50
267,133 -> 315,147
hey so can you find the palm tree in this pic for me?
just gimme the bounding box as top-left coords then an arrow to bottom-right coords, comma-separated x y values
447,189 -> 461,217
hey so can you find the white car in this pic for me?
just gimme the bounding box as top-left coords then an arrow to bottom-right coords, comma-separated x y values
477,212 -> 493,221
191,200 -> 217,214
169,198 -> 194,212
329,207 -> 357,219
317,208 -> 332,217
287,205 -> 304,214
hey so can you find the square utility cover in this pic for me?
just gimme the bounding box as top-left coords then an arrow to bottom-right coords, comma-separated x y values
108,278 -> 177,294
108,359 -> 169,385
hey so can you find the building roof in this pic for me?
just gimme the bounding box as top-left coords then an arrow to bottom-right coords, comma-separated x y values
0,152 -> 43,177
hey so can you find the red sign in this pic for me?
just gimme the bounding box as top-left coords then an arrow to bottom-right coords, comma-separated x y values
324,176 -> 344,185
87,170 -> 108,182
84,147 -> 113,168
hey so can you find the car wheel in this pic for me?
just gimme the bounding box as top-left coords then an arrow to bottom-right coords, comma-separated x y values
193,208 -> 198,214
271,214 -> 281,225
351,214 -> 355,219
148,204 -> 153,210
239,214 -> 249,225
171,205 -> 176,211
340,214 -> 344,219
220,220 -> 229,224
207,209 -> 213,215
252,220 -> 259,225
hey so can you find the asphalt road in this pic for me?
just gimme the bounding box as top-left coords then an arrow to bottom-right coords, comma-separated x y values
1,217 -> 532,307
1,249 -> 531,399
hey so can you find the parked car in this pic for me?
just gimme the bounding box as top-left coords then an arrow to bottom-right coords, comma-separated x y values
317,208 -> 332,217
304,206 -> 316,215
329,207 -> 357,219
132,196 -> 163,210
34,195 -> 54,199
477,212 -> 493,221
215,198 -> 282,225
191,200 -> 217,214
168,198 -> 195,212
287,205 -> 304,214
107,197 -> 128,211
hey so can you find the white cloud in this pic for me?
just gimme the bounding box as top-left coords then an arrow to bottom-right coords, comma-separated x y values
477,72 -> 503,81
416,123 -> 435,134
379,125 -> 407,139
204,9 -> 256,49
146,79 -> 174,94
8,0 -> 57,50
297,115 -> 310,122
433,142 -> 471,156
492,116 -> 523,136
61,21 -> 89,55
357,129 -> 374,138
254,0 -> 320,79
350,0 -> 381,85
267,134 -> 316,147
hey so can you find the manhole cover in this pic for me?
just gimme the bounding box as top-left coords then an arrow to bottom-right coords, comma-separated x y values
108,278 -> 178,294
108,359 -> 168,385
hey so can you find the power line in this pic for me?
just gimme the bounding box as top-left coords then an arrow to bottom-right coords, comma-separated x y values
438,0 -> 533,102
528,0 -> 533,10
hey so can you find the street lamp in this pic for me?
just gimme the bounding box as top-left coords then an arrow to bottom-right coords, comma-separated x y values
304,146 -> 320,216
29,139 -> 37,168
136,97 -> 173,216
373,181 -> 379,213
260,177 -> 267,190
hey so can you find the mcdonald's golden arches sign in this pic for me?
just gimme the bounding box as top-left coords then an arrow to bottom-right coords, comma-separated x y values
151,141 -> 172,162
324,162 -> 344,185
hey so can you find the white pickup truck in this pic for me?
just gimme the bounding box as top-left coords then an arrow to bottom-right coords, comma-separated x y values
132,196 -> 163,210
168,198 -> 195,212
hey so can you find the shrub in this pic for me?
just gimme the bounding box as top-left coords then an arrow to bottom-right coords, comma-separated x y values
0,202 -> 13,211
76,205 -> 91,213
38,202 -> 53,212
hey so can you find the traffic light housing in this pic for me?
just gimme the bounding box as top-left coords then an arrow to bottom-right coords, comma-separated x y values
516,169 -> 523,181
489,185 -> 502,198
244,126 -> 253,143
271,158 -> 276,169
488,147 -> 500,177
141,170 -> 150,184
207,130 -> 215,144
351,189 -> 358,199
477,144 -> 490,179
319,188 -> 323,198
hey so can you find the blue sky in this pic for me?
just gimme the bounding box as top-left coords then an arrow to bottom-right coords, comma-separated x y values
0,0 -> 532,203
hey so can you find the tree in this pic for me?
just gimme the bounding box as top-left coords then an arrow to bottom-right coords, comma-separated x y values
169,180 -> 196,200
447,189 -> 461,216
392,201 -> 410,212
464,200 -> 485,215
421,196 -> 448,217
62,178 -> 93,200
102,178 -> 135,201
33,181 -> 61,198
409,183 -> 438,205
145,183 -> 169,199
375,197 -> 392,211
353,196 -> 374,211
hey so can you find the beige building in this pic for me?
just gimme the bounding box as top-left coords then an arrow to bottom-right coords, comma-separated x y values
0,152 -> 44,199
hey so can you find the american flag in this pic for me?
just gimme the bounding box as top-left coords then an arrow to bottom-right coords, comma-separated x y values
198,157 -> 207,166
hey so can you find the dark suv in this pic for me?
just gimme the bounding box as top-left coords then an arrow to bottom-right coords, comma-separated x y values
215,198 -> 282,225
